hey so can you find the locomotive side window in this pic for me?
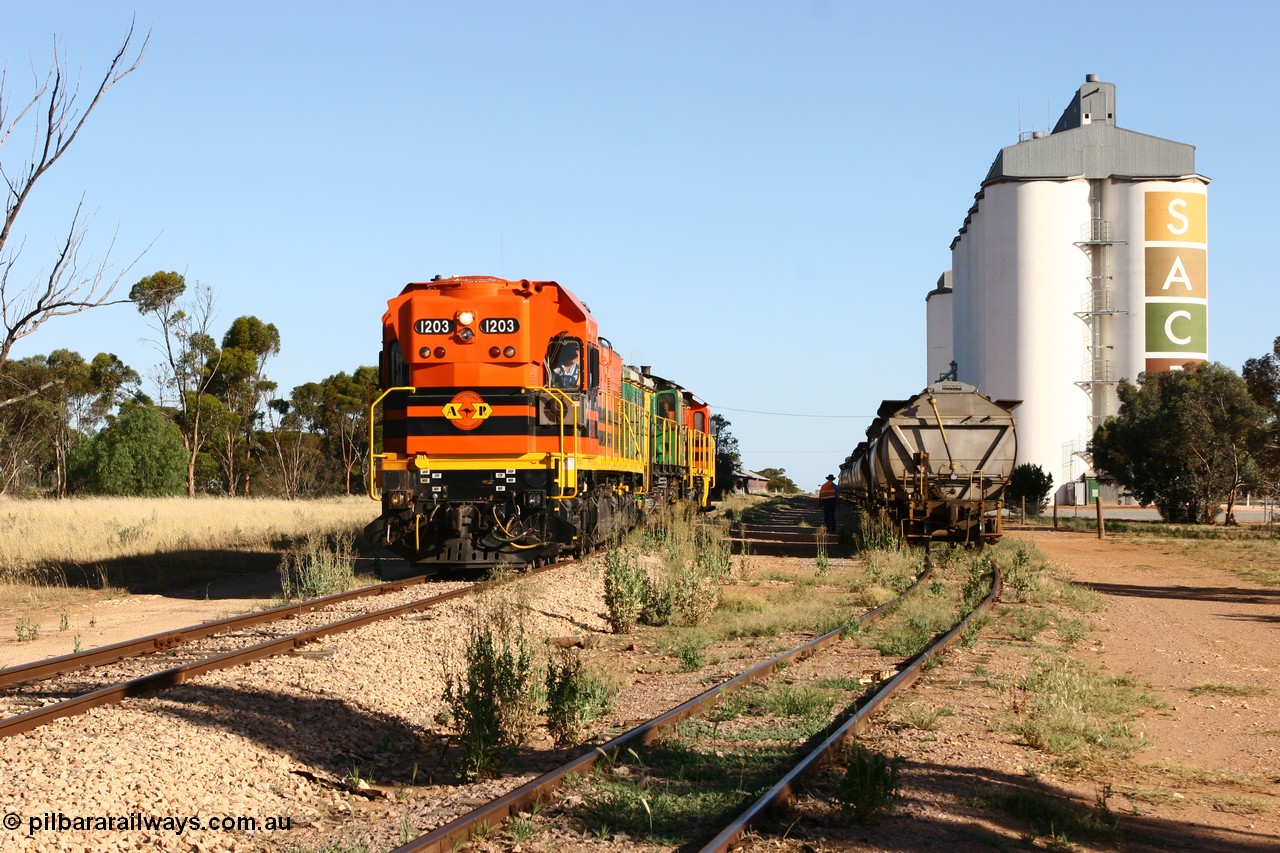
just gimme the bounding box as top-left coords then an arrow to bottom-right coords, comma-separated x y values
546,337 -> 583,390
588,345 -> 600,391
384,339 -> 408,386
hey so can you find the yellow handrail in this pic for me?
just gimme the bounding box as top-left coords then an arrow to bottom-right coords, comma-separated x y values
367,386 -> 416,500
525,385 -> 580,499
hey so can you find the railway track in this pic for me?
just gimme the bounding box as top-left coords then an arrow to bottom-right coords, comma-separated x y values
728,495 -> 843,557
387,552 -> 1001,852
0,575 -> 434,689
0,565 -> 563,739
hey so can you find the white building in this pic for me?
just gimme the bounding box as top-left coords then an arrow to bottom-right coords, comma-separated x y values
927,75 -> 1209,499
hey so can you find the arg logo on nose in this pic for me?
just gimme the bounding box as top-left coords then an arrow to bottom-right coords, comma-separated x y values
443,391 -> 492,431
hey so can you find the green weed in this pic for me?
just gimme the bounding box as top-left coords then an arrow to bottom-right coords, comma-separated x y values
855,508 -> 902,552
278,529 -> 356,599
895,703 -> 953,731
759,682 -> 838,722
1011,656 -> 1161,767
14,615 -> 39,642
602,545 -> 647,633
831,742 -> 900,822
673,636 -> 707,672
545,651 -> 618,747
441,590 -> 543,780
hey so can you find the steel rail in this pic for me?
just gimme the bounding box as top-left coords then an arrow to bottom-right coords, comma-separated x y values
0,563 -> 561,740
388,565 -> 938,853
698,562 -> 1004,852
0,575 -> 432,689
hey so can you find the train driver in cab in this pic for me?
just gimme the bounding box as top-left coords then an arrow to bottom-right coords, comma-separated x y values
550,342 -> 582,389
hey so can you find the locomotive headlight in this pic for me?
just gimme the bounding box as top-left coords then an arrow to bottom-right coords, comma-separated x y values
458,327 -> 475,342
457,311 -> 474,326
503,346 -> 516,358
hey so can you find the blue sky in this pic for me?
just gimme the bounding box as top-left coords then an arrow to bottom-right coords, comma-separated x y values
5,1 -> 1277,491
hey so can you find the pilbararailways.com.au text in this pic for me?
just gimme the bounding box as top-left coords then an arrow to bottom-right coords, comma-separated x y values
5,811 -> 293,836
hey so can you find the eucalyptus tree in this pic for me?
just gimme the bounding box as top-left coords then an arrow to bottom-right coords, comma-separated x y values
711,414 -> 740,499
1242,336 -> 1280,493
264,397 -> 323,498
1090,362 -> 1267,523
69,400 -> 186,496
44,349 -> 139,497
0,356 -> 57,493
130,271 -> 221,496
213,316 -> 280,494
0,350 -> 138,495
290,368 -> 377,494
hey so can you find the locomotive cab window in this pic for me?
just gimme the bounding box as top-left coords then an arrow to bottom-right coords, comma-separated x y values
546,337 -> 583,390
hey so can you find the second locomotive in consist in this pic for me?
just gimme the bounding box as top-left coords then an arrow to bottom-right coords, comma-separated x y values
365,276 -> 714,570
839,381 -> 1020,545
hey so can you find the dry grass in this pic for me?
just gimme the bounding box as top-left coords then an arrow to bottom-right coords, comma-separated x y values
0,495 -> 374,607
1192,539 -> 1280,587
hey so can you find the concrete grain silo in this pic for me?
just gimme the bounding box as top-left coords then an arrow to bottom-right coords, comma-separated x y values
925,271 -> 954,382
929,75 -> 1208,500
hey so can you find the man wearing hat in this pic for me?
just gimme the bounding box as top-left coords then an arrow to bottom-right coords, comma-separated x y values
818,474 -> 838,533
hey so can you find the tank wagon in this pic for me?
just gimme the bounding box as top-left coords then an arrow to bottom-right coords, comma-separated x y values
364,275 -> 714,570
838,381 -> 1020,544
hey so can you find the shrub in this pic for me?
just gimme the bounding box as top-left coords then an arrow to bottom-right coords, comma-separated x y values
69,401 -> 187,496
603,546 -> 648,633
545,651 -> 617,747
831,742 -> 899,822
278,530 -> 356,599
641,578 -> 675,626
1007,463 -> 1054,515
855,508 -> 901,552
628,505 -> 732,627
990,539 -> 1051,600
673,636 -> 707,671
442,594 -> 543,779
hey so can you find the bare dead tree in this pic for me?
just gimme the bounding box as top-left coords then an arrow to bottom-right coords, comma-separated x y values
0,20 -> 150,406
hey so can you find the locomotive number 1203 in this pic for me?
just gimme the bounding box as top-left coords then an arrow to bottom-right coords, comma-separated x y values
480,318 -> 520,334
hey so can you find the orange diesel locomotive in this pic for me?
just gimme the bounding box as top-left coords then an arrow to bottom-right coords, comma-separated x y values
365,276 -> 715,569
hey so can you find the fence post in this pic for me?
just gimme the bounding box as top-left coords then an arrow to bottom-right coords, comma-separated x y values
1053,500 -> 1058,530
1095,496 -> 1105,539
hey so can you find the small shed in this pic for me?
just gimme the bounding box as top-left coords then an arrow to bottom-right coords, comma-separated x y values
732,469 -> 771,495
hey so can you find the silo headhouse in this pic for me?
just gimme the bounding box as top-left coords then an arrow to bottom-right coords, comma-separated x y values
927,74 -> 1209,500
